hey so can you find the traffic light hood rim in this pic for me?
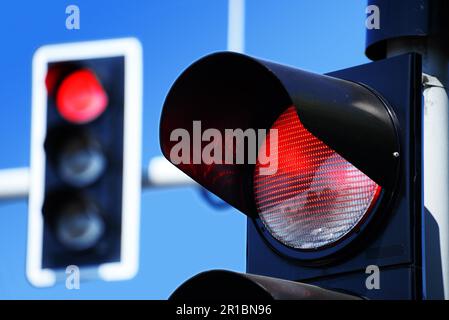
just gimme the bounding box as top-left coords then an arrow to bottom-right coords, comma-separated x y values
160,51 -> 400,217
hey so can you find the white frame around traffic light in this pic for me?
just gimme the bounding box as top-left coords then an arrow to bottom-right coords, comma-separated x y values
27,38 -> 143,287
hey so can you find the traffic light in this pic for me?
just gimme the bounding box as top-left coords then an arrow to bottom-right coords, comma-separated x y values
27,39 -> 142,287
160,52 -> 423,299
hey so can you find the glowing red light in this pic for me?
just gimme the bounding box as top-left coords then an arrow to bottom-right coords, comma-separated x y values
56,69 -> 108,124
254,106 -> 381,249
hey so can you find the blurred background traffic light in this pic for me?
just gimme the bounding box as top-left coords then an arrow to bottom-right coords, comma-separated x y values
27,39 -> 142,287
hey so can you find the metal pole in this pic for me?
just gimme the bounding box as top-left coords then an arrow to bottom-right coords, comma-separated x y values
0,156 -> 196,201
227,0 -> 245,53
0,167 -> 29,200
387,37 -> 449,299
365,0 -> 449,300
142,156 -> 197,188
422,73 -> 449,299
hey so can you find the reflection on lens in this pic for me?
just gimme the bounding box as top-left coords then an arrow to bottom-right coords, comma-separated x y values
58,137 -> 106,187
55,200 -> 105,251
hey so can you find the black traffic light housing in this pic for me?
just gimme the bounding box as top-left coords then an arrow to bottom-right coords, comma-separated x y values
28,39 -> 142,287
170,270 -> 360,300
42,57 -> 125,267
247,54 -> 423,299
160,52 -> 423,299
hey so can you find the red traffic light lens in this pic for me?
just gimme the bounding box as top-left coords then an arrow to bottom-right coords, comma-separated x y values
56,69 -> 108,124
254,106 -> 381,250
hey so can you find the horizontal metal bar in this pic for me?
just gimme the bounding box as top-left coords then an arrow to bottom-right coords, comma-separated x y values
142,156 -> 197,188
0,167 -> 29,200
0,156 -> 196,201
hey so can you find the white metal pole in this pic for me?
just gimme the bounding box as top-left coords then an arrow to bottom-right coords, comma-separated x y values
388,38 -> 449,299
423,74 -> 449,298
0,167 -> 29,200
0,156 -> 196,201
227,0 -> 245,53
142,156 -> 196,188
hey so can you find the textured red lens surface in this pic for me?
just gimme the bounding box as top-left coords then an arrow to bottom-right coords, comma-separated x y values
56,69 -> 108,124
254,106 -> 381,249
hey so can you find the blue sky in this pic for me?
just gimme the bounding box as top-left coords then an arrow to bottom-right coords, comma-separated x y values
0,0 -> 369,299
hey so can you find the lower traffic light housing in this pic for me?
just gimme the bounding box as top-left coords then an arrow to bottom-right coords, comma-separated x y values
170,270 -> 360,300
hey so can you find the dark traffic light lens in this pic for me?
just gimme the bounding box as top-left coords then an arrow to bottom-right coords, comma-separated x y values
254,106 -> 381,250
57,136 -> 107,187
55,200 -> 105,251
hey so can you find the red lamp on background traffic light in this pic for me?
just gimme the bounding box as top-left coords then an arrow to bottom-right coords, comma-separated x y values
56,69 -> 108,124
